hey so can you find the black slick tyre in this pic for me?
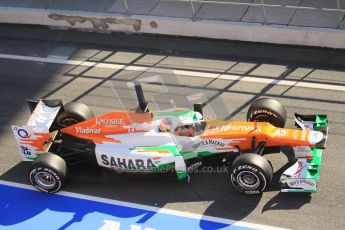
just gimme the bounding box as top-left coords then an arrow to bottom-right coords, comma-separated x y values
57,102 -> 94,127
29,153 -> 67,193
230,154 -> 273,195
247,98 -> 287,128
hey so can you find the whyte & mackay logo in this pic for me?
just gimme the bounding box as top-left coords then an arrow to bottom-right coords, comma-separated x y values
193,140 -> 225,149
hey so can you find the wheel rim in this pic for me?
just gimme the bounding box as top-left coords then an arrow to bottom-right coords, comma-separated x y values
237,171 -> 260,190
60,117 -> 79,127
254,115 -> 270,122
34,171 -> 56,189
254,115 -> 280,127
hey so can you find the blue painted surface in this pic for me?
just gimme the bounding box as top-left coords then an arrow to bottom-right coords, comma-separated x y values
0,184 -> 256,230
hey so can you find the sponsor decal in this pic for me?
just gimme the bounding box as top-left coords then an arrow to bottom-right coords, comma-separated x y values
96,118 -> 125,126
230,125 -> 262,132
217,124 -> 233,131
16,128 -> 29,138
207,123 -> 262,132
293,146 -> 312,158
75,127 -> 101,134
251,109 -> 278,118
238,165 -> 258,173
192,139 -> 225,149
19,145 -> 32,156
302,130 -> 307,140
27,101 -> 60,128
101,154 -> 156,170
293,160 -> 305,178
273,129 -> 288,137
244,190 -> 260,194
288,179 -> 316,188
293,130 -> 298,139
42,106 -> 58,113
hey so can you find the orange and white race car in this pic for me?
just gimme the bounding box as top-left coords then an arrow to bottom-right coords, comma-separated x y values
12,83 -> 328,194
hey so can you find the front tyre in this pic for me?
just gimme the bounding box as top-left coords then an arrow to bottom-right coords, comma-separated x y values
247,98 -> 287,128
230,154 -> 273,195
29,153 -> 67,193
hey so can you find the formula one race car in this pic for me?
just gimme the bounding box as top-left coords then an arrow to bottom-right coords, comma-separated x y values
12,83 -> 328,194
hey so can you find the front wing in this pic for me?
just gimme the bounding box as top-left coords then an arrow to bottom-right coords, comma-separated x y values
279,114 -> 328,192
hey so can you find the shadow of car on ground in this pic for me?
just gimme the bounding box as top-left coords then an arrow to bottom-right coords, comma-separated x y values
0,158 -> 311,229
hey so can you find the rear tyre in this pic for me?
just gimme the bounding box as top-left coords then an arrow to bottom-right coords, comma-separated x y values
230,154 -> 273,195
57,102 -> 94,127
247,98 -> 287,128
29,153 -> 67,193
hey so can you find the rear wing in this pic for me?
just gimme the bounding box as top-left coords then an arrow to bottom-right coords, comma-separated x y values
12,99 -> 62,161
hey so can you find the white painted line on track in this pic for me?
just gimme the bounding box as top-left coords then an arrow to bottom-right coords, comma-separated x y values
0,53 -> 343,92
0,180 -> 288,230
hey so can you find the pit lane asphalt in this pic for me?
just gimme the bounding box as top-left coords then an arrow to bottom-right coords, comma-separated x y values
1,25 -> 345,230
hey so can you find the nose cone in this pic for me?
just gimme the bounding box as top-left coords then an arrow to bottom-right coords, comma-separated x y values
308,131 -> 324,145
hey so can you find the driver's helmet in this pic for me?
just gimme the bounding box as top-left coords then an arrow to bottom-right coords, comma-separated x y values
174,124 -> 196,137
158,118 -> 175,132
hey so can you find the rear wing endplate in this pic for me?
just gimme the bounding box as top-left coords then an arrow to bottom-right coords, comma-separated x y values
12,99 -> 62,161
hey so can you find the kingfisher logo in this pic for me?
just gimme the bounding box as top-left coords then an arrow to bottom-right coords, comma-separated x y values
101,154 -> 156,170
96,118 -> 125,126
207,123 -> 262,132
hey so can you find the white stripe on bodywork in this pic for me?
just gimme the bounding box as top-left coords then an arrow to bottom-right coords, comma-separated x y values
95,132 -> 178,170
